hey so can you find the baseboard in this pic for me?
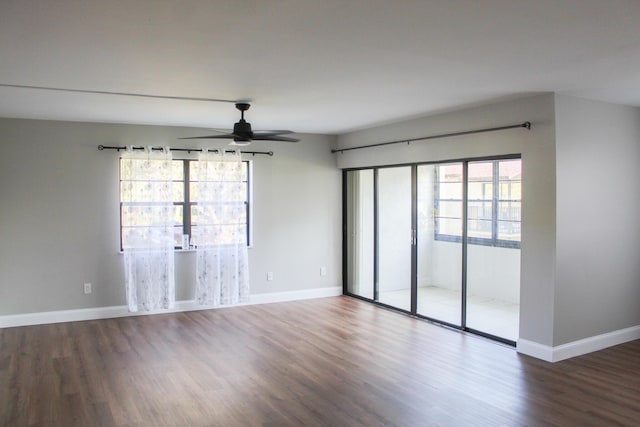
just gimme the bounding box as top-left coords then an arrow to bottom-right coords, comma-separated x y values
550,325 -> 640,362
0,286 -> 342,328
516,339 -> 554,362
247,286 -> 342,305
517,324 -> 640,362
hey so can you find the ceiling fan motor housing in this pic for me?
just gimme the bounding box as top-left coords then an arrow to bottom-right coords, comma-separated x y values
233,119 -> 253,141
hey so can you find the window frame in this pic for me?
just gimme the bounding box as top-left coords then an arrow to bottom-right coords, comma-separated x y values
434,159 -> 521,249
120,158 -> 253,251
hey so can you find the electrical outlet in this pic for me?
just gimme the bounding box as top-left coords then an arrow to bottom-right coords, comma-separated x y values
267,272 -> 274,281
320,267 -> 327,277
83,282 -> 92,294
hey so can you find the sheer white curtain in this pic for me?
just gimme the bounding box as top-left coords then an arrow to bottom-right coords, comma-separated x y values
121,147 -> 175,312
193,150 -> 250,306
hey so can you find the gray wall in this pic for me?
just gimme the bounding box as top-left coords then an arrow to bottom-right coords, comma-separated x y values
5,94 -> 637,351
554,95 -> 640,345
0,118 -> 341,315
337,94 -> 557,346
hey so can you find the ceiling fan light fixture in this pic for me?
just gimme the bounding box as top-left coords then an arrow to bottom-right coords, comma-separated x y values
229,140 -> 251,146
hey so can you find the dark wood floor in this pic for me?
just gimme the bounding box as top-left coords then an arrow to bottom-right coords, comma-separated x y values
1,296 -> 639,426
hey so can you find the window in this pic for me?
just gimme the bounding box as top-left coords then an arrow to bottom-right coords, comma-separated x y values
435,159 -> 521,248
120,158 -> 251,250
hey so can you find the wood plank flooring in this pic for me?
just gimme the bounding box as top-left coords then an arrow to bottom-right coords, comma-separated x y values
1,296 -> 639,426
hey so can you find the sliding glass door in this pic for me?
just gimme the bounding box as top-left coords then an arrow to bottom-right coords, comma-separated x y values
344,156 -> 522,344
345,170 -> 374,299
415,163 -> 463,326
377,167 -> 412,311
465,160 -> 521,341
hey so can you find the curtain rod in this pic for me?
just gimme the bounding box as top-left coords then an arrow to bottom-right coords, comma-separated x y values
97,145 -> 274,156
331,121 -> 531,154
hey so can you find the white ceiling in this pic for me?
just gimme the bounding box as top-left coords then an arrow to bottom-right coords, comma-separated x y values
1,0 -> 639,134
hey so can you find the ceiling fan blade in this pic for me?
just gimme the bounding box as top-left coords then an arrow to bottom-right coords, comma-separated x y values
178,103 -> 299,142
178,133 -> 236,140
253,130 -> 295,137
252,135 -> 300,142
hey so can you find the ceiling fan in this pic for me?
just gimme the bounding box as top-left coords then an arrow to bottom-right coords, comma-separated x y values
180,102 -> 299,146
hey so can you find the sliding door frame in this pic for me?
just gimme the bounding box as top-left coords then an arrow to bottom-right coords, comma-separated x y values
410,166 -> 418,314
373,169 -> 380,302
342,153 -> 521,346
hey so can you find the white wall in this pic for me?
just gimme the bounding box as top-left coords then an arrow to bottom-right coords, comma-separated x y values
378,166 -> 412,292
554,95 -> 640,346
359,173 -> 375,295
346,170 -> 374,297
0,118 -> 341,316
337,94 -> 557,346
423,241 -> 520,304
